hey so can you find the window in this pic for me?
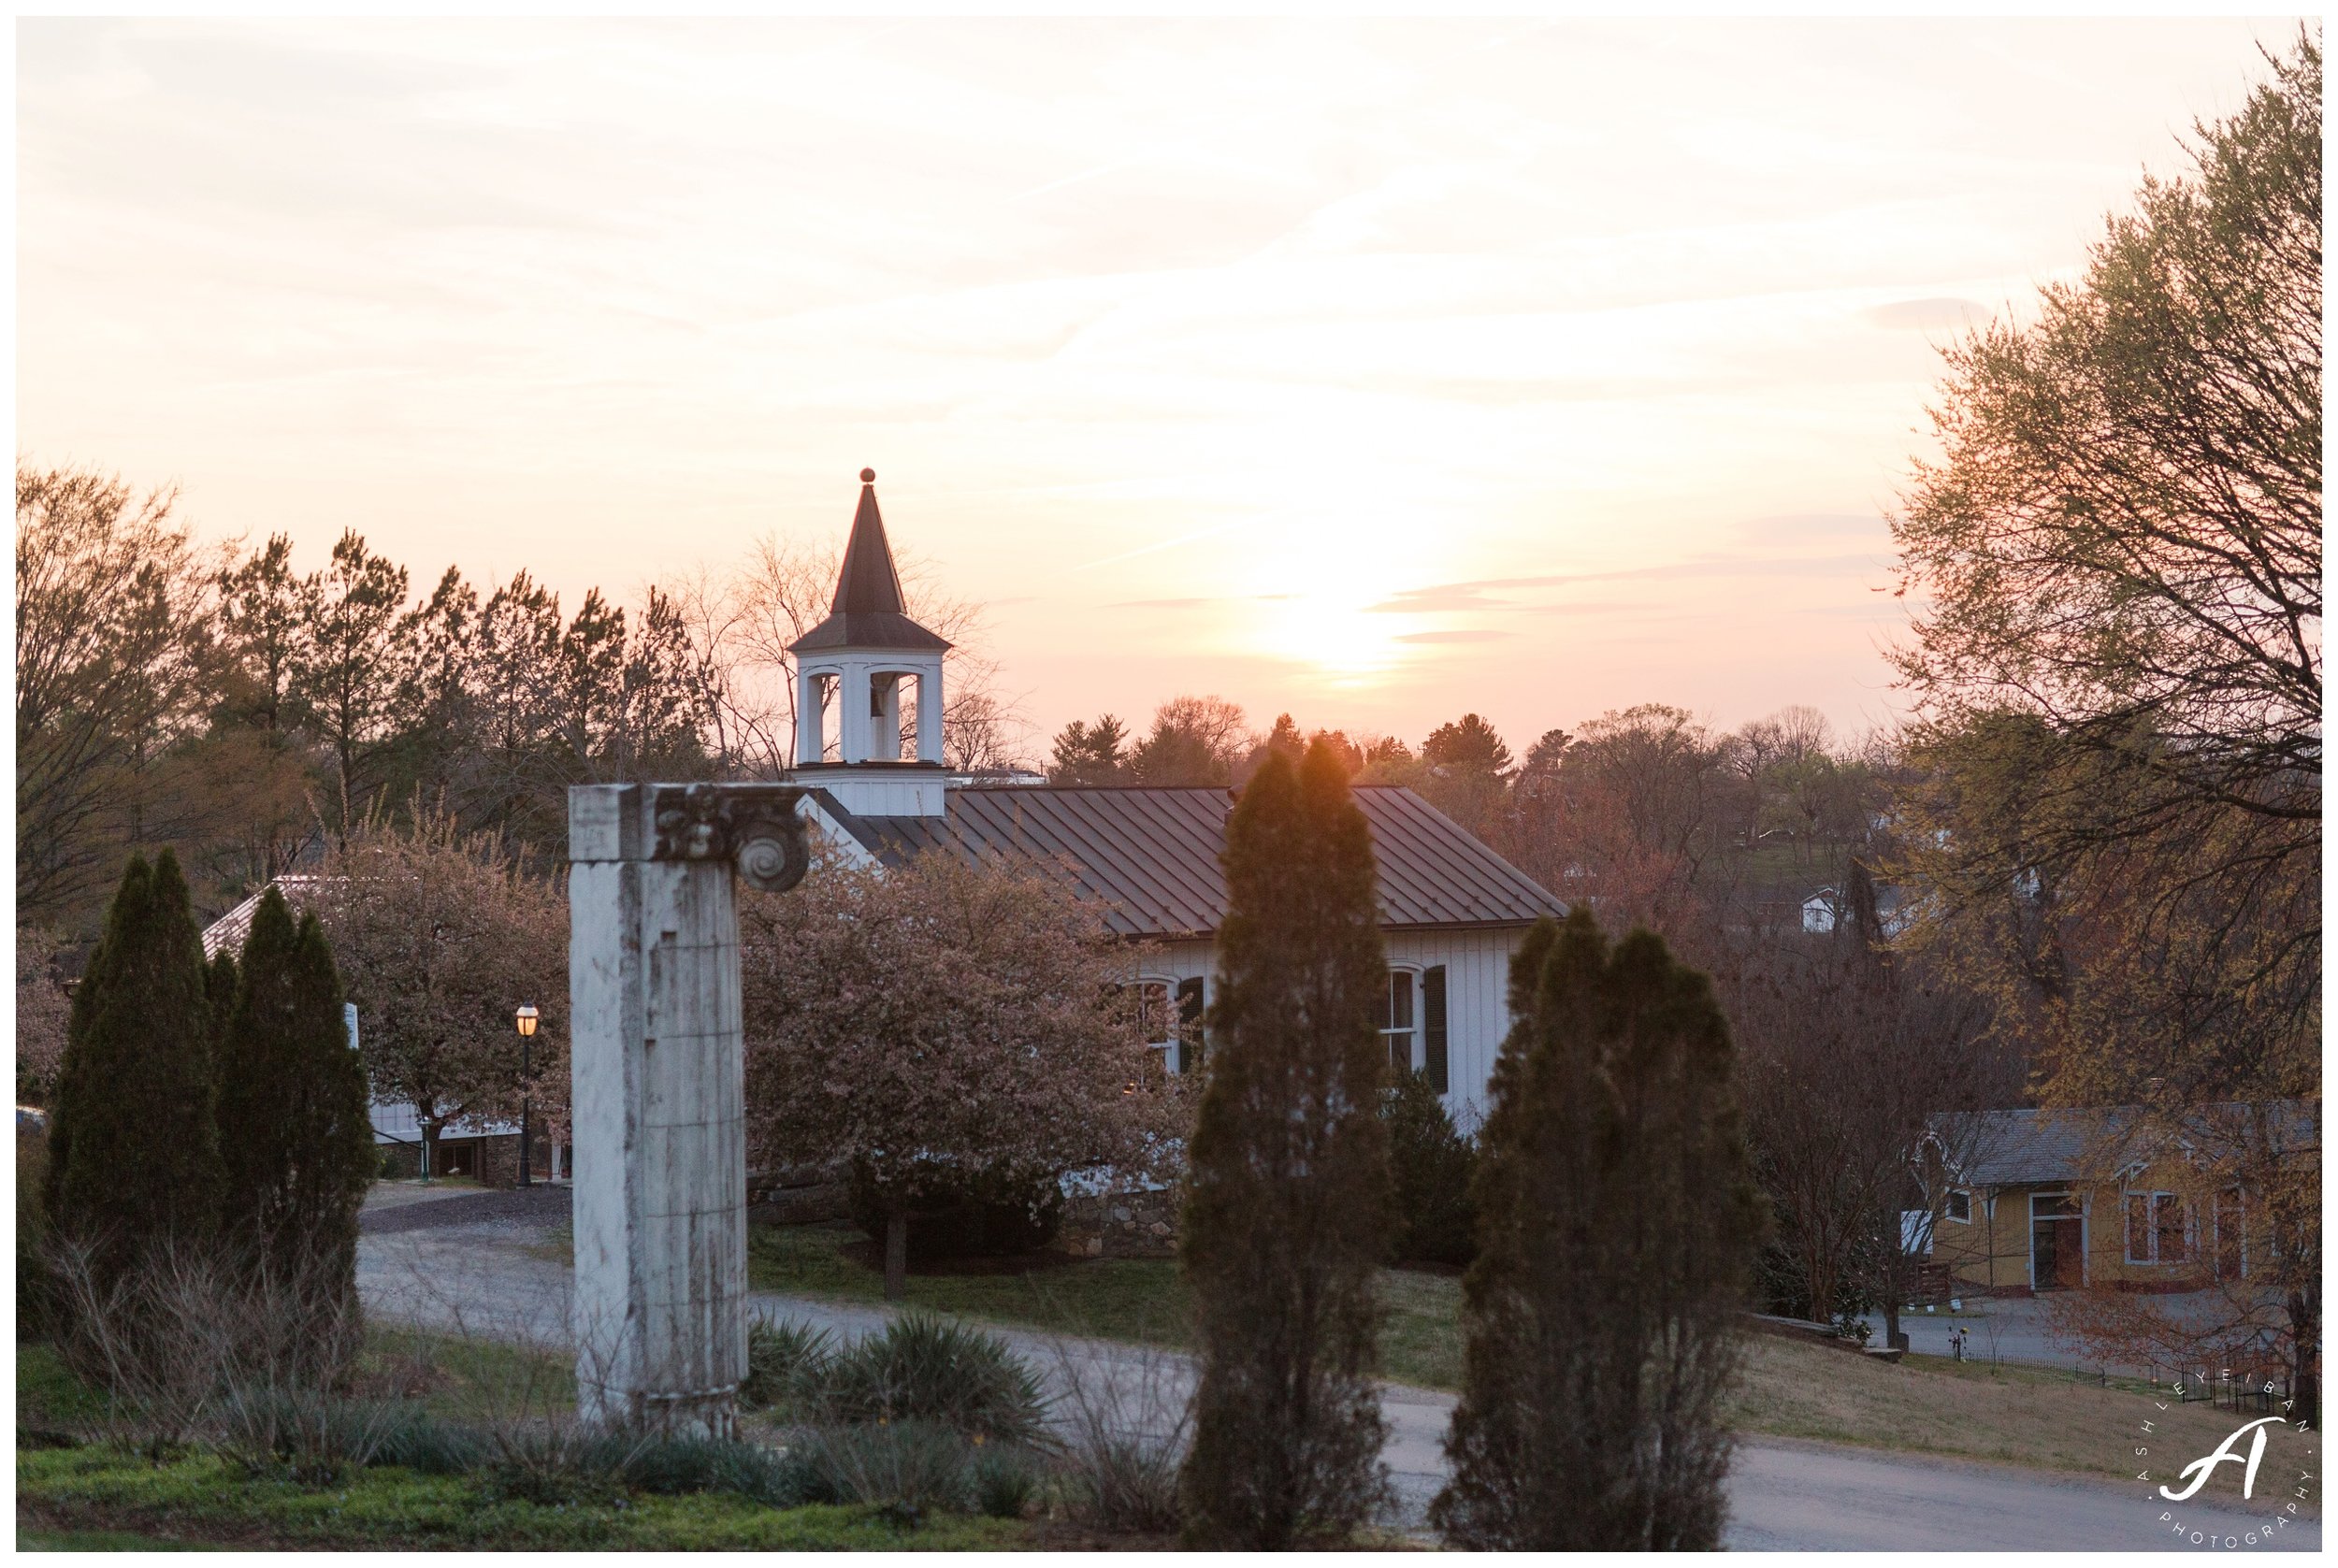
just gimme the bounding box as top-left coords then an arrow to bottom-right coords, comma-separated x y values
1945,1188 -> 1972,1224
1175,977 -> 1205,1077
1382,970 -> 1417,1074
1422,966 -> 1449,1095
2125,1191 -> 2190,1264
1128,978 -> 1205,1077
1133,981 -> 1175,1068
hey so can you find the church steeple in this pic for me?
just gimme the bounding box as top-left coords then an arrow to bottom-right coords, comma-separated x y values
790,469 -> 951,655
788,470 -> 950,816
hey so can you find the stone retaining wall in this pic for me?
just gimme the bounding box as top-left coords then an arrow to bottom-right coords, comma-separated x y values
1056,1187 -> 1178,1259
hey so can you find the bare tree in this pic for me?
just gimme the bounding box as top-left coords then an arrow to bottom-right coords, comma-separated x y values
15,466 -> 219,922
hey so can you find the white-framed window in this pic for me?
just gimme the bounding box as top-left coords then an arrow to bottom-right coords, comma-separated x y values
2124,1191 -> 2191,1264
1944,1188 -> 1973,1224
1381,969 -> 1419,1075
1131,976 -> 1205,1077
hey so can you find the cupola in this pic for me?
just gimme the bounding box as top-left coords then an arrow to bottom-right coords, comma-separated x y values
787,469 -> 951,816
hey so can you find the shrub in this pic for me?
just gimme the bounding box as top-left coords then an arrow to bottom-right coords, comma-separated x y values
743,1316 -> 834,1414
217,1388 -> 414,1485
1046,1334 -> 1190,1535
815,1314 -> 1047,1446
214,889 -> 374,1305
368,1410 -> 490,1476
1381,1071 -> 1478,1268
47,853 -> 224,1280
19,1125 -> 56,1342
845,1160 -> 1065,1265
613,1432 -> 802,1506
971,1443 -> 1047,1519
783,1418 -> 975,1514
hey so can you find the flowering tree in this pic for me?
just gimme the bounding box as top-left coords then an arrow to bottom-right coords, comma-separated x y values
308,813 -> 568,1179
16,924 -> 72,1105
741,852 -> 1181,1298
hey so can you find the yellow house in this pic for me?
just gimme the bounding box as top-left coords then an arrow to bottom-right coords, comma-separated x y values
1924,1106 -> 2308,1297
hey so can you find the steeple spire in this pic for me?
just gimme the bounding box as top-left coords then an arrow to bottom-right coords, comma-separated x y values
830,468 -> 909,616
788,468 -> 951,655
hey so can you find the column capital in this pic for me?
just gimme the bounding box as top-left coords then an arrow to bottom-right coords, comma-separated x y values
569,783 -> 813,893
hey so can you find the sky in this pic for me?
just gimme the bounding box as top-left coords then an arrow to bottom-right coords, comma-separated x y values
17,17 -> 2302,763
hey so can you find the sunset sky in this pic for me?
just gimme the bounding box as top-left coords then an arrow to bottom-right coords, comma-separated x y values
18,17 -> 2298,762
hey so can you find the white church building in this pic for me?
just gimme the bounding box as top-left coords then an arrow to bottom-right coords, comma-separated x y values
786,470 -> 1566,1121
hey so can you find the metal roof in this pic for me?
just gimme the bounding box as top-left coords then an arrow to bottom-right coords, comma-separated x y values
815,784 -> 1566,939
201,874 -> 328,959
789,473 -> 951,655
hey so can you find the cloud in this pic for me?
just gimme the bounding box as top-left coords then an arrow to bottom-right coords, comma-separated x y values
1397,627 -> 1514,644
1862,296 -> 1985,331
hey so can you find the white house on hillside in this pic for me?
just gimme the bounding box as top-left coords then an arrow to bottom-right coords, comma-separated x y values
785,471 -> 1568,1121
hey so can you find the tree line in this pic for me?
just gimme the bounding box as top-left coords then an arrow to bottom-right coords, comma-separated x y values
14,479 -> 1017,940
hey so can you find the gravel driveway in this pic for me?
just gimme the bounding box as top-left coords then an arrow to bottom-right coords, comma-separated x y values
355,1187 -> 2317,1552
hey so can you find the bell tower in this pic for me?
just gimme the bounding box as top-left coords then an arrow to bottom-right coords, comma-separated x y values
787,469 -> 951,817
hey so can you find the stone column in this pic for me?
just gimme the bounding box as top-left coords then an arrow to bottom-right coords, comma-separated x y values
568,782 -> 810,1437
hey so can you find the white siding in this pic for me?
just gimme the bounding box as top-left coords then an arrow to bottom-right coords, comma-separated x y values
1154,928 -> 1530,1124
1384,928 -> 1530,1130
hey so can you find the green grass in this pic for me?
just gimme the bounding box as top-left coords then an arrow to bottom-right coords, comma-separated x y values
19,1526 -> 224,1550
16,1449 -> 1028,1550
19,1343 -> 110,1433
741,1223 -> 1466,1390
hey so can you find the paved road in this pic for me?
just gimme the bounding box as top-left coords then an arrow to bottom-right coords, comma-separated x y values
355,1189 -> 2317,1552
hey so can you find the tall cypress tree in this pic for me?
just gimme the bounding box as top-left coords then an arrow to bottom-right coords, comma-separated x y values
205,947 -> 240,1045
216,888 -> 376,1296
1432,908 -> 1763,1550
1177,741 -> 1392,1547
45,851 -> 224,1267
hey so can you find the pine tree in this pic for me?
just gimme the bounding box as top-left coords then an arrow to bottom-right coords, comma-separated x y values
216,888 -> 376,1296
45,852 -> 224,1270
1432,908 -> 1763,1549
1177,741 -> 1392,1547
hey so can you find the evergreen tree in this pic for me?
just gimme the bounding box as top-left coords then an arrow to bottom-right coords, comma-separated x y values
1432,908 -> 1762,1549
216,888 -> 376,1295
1177,741 -> 1392,1547
205,947 -> 239,1044
1381,1069 -> 1478,1268
45,851 -> 224,1269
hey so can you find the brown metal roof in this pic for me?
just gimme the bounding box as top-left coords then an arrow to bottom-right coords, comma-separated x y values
789,473 -> 951,655
816,784 -> 1566,939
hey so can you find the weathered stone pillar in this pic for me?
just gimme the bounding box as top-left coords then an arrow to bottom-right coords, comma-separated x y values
568,782 -> 810,1437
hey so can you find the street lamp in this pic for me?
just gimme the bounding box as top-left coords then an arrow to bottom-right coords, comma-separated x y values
515,1005 -> 539,1189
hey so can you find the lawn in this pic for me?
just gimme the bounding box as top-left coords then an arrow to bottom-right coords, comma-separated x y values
736,1222 -> 2289,1499
16,1448 -> 1026,1551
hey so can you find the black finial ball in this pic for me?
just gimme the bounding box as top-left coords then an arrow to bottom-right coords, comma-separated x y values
860,468 -> 875,483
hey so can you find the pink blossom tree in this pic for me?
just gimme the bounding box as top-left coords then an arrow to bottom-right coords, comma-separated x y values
742,852 -> 1184,1298
308,813 -> 569,1180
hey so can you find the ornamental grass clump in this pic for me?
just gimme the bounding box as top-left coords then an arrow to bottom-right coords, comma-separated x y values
813,1313 -> 1048,1447
742,1316 -> 835,1415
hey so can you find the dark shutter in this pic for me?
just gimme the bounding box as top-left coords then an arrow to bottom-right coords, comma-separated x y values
1176,977 -> 1205,1076
1422,965 -> 1449,1094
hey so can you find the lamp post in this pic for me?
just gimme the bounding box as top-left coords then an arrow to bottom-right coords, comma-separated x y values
515,1004 -> 540,1189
